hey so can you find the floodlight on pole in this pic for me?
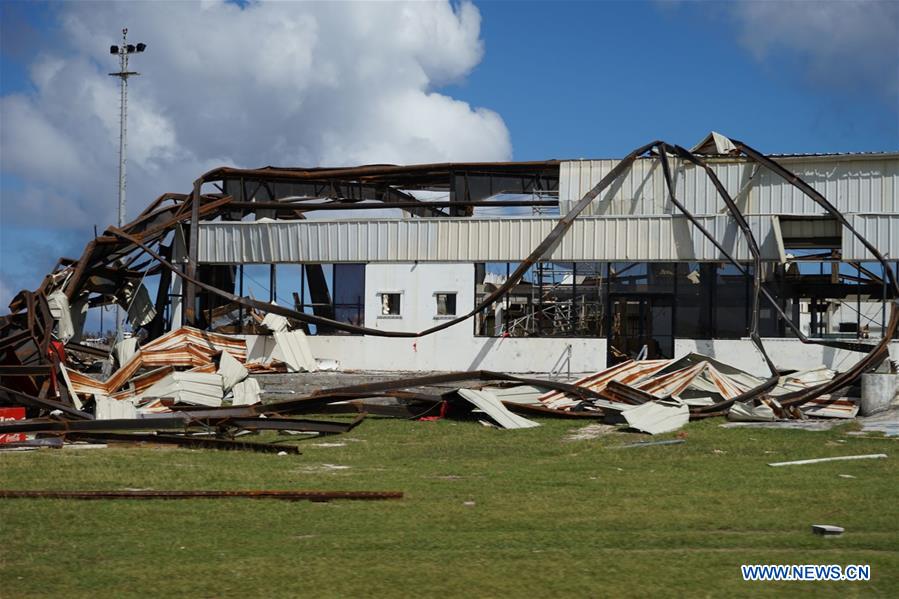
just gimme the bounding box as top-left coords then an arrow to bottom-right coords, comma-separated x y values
109,27 -> 146,342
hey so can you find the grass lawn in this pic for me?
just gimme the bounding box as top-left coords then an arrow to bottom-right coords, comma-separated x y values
0,416 -> 897,597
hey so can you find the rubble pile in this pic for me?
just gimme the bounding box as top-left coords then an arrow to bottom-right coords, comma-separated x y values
1,322 -> 893,449
478,354 -> 866,433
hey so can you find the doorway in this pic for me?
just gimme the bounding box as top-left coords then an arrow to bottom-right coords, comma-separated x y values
607,294 -> 674,365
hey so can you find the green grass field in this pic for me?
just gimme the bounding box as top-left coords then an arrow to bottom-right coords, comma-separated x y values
1,416 -> 896,597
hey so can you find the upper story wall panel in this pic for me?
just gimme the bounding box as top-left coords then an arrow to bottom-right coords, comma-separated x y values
198,215 -> 782,264
559,155 -> 899,216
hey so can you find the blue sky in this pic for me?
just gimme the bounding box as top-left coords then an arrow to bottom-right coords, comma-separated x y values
0,0 -> 897,329
453,1 -> 898,158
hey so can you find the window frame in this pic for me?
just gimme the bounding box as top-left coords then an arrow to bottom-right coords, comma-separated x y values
433,291 -> 458,319
377,291 -> 403,318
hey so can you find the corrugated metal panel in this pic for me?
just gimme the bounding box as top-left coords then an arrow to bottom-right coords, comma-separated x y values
559,156 -> 899,216
457,389 -> 540,429
621,400 -> 690,435
842,214 -> 899,260
753,159 -> 899,214
199,215 -> 780,264
232,378 -> 262,405
272,330 -> 318,373
143,372 -> 224,407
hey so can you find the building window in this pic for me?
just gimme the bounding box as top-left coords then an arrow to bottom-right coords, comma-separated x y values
714,264 -> 750,339
435,292 -> 457,316
379,293 -> 402,316
292,263 -> 365,335
333,264 -> 365,328
474,262 -> 607,337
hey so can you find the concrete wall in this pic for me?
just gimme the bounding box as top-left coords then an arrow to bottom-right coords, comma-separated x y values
244,332 -> 899,376
306,334 -> 606,373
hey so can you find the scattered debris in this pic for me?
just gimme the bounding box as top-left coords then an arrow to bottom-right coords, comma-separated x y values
217,351 -> 248,393
768,454 -> 888,467
564,423 -> 617,441
622,399 -> 689,435
272,330 -> 318,373
232,377 -> 263,406
457,389 -> 539,430
811,524 -> 844,536
728,400 -> 778,422
617,439 -> 686,449
800,400 -> 859,420
721,421 -> 842,431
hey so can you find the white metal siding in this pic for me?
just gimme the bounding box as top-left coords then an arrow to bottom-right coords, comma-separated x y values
559,156 -> 899,216
198,215 -> 780,264
842,214 -> 899,261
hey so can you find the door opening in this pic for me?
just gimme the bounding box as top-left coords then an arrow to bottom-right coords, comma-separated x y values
607,294 -> 674,365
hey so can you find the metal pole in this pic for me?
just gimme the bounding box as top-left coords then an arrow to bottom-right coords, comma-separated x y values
270,264 -> 277,303
857,264 -> 862,337
117,31 -> 128,233
109,28 -> 145,340
883,268 -> 887,339
115,31 -> 128,341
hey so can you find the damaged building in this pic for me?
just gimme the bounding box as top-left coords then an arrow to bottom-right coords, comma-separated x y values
1,132 -> 897,438
181,133 -> 897,375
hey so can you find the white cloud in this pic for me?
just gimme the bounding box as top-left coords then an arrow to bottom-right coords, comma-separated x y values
0,273 -> 13,312
729,0 -> 899,104
0,0 -> 510,231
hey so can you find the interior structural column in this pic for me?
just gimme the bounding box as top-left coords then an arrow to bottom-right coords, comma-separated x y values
183,180 -> 201,326
270,264 -> 277,303
305,264 -> 334,331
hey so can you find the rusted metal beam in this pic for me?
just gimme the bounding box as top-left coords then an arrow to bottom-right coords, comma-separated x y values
206,160 -> 560,183
661,144 -> 777,375
226,199 -> 558,211
63,431 -> 300,454
63,240 -> 98,300
0,413 -> 364,436
183,180 -> 202,326
0,365 -> 52,376
0,489 -> 403,501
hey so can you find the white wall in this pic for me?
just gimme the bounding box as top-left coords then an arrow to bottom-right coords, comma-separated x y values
245,333 -> 899,376
307,334 -> 606,374
312,262 -> 607,373
364,263 -> 473,336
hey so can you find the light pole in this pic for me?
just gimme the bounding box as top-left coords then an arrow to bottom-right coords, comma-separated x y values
109,28 -> 146,342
